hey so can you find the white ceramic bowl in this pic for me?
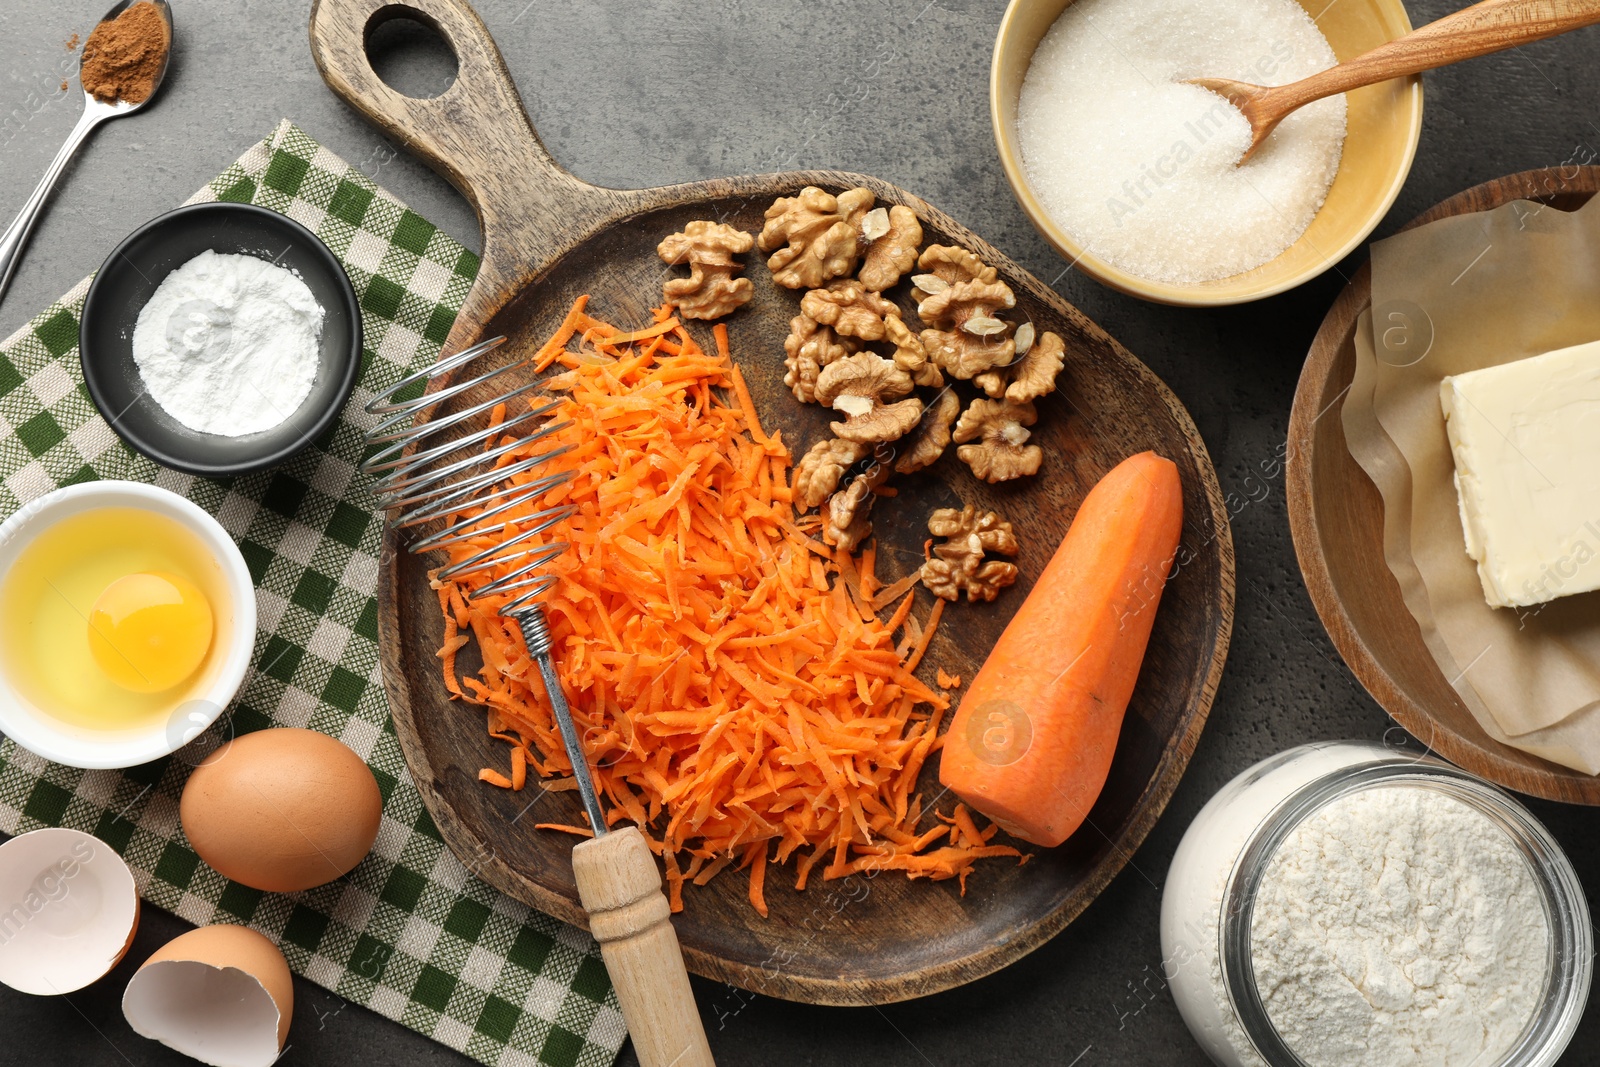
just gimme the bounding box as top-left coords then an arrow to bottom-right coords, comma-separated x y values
0,482 -> 255,769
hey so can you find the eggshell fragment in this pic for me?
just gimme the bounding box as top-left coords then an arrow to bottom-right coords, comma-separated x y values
180,727 -> 382,892
0,827 -> 140,995
123,924 -> 292,1067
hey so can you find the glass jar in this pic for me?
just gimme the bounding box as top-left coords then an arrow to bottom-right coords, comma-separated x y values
1161,741 -> 1591,1067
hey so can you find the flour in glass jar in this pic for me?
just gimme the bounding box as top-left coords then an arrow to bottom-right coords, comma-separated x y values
1242,786 -> 1550,1066
1016,0 -> 1347,284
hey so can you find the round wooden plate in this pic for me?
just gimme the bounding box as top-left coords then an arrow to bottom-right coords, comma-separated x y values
1287,166 -> 1600,806
311,0 -> 1235,1003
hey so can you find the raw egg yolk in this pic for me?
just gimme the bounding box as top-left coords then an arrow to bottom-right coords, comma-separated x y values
87,572 -> 214,693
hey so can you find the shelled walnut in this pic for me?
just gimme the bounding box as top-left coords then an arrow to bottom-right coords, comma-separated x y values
783,315 -> 861,403
885,315 -> 942,388
1005,328 -> 1066,403
656,221 -> 754,320
930,505 -> 1020,554
858,205 -> 923,291
815,353 -> 922,444
912,246 -> 1017,380
800,281 -> 901,342
894,389 -> 960,474
952,398 -> 1042,483
758,186 -> 874,289
823,458 -> 890,552
975,324 -> 1065,403
912,245 -> 998,291
919,505 -> 1020,601
793,438 -> 869,511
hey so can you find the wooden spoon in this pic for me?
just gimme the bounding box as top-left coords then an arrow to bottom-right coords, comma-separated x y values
1190,0 -> 1600,164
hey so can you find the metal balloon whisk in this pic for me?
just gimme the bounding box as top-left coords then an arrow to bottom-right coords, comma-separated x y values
360,336 -> 608,835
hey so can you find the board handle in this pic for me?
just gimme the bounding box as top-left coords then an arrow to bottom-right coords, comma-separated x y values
308,0 -> 608,350
572,826 -> 715,1067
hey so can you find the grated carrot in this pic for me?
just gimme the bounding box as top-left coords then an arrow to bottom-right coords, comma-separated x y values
435,296 -> 1022,914
885,589 -> 918,638
531,295 -> 591,372
871,571 -> 921,612
511,746 -> 528,790
903,599 -> 944,675
746,839 -> 770,918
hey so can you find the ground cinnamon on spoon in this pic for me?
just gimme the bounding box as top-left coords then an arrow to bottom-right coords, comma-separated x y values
79,2 -> 169,105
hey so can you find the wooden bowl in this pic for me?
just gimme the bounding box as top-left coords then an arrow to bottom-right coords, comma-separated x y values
990,0 -> 1423,306
1287,166 -> 1600,805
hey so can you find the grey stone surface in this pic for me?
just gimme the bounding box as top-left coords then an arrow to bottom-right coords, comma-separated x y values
1,0 -> 1599,1064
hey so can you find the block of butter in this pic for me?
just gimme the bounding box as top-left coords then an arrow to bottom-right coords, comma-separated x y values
1440,339 -> 1600,609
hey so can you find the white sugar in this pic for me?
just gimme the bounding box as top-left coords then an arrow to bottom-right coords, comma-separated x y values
1017,0 -> 1346,285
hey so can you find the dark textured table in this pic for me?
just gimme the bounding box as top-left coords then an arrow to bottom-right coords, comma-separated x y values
2,1 -> 1598,1063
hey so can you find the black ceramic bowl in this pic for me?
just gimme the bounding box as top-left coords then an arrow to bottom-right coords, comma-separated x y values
80,203 -> 361,477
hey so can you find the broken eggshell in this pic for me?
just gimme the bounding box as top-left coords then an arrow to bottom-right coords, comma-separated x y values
123,924 -> 293,1067
0,827 -> 139,995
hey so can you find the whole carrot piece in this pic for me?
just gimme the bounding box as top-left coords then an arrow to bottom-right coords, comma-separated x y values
939,451 -> 1183,846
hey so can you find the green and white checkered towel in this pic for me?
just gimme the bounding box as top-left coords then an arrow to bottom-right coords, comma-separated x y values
0,120 -> 626,1067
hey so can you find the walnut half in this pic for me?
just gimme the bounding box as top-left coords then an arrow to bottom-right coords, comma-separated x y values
885,315 -> 942,389
894,389 -> 960,474
858,205 -> 923,292
975,325 -> 1065,403
783,314 -> 860,404
815,353 -> 922,444
919,505 -> 1021,601
657,221 -> 754,320
913,245 -> 1017,380
952,398 -> 1042,483
800,281 -> 901,342
793,438 -> 869,511
758,186 -> 874,290
824,456 -> 890,552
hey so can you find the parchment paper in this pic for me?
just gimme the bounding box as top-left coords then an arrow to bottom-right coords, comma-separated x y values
1341,192 -> 1600,774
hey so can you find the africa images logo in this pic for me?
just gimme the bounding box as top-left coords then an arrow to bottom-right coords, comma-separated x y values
163,297 -> 232,362
0,837 -> 95,947
964,698 -> 1033,767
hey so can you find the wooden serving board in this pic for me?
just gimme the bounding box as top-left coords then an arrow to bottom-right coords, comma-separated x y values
1288,166 -> 1600,805
310,0 -> 1235,1004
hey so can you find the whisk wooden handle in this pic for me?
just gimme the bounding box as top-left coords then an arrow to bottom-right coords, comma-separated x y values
572,827 -> 715,1067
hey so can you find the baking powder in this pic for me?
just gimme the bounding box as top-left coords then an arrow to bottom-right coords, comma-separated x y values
131,250 -> 324,436
1251,785 -> 1548,1066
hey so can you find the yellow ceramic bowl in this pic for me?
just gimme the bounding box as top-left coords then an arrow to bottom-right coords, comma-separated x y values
991,0 -> 1424,306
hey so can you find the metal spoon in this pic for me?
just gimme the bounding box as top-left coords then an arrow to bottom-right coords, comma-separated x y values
1189,0 -> 1600,165
0,0 -> 173,306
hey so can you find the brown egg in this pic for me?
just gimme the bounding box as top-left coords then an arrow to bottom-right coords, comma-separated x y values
180,728 -> 381,893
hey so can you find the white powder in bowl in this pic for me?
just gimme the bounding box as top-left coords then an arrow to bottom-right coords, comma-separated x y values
1016,0 -> 1347,285
1250,785 -> 1550,1066
131,250 -> 324,436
